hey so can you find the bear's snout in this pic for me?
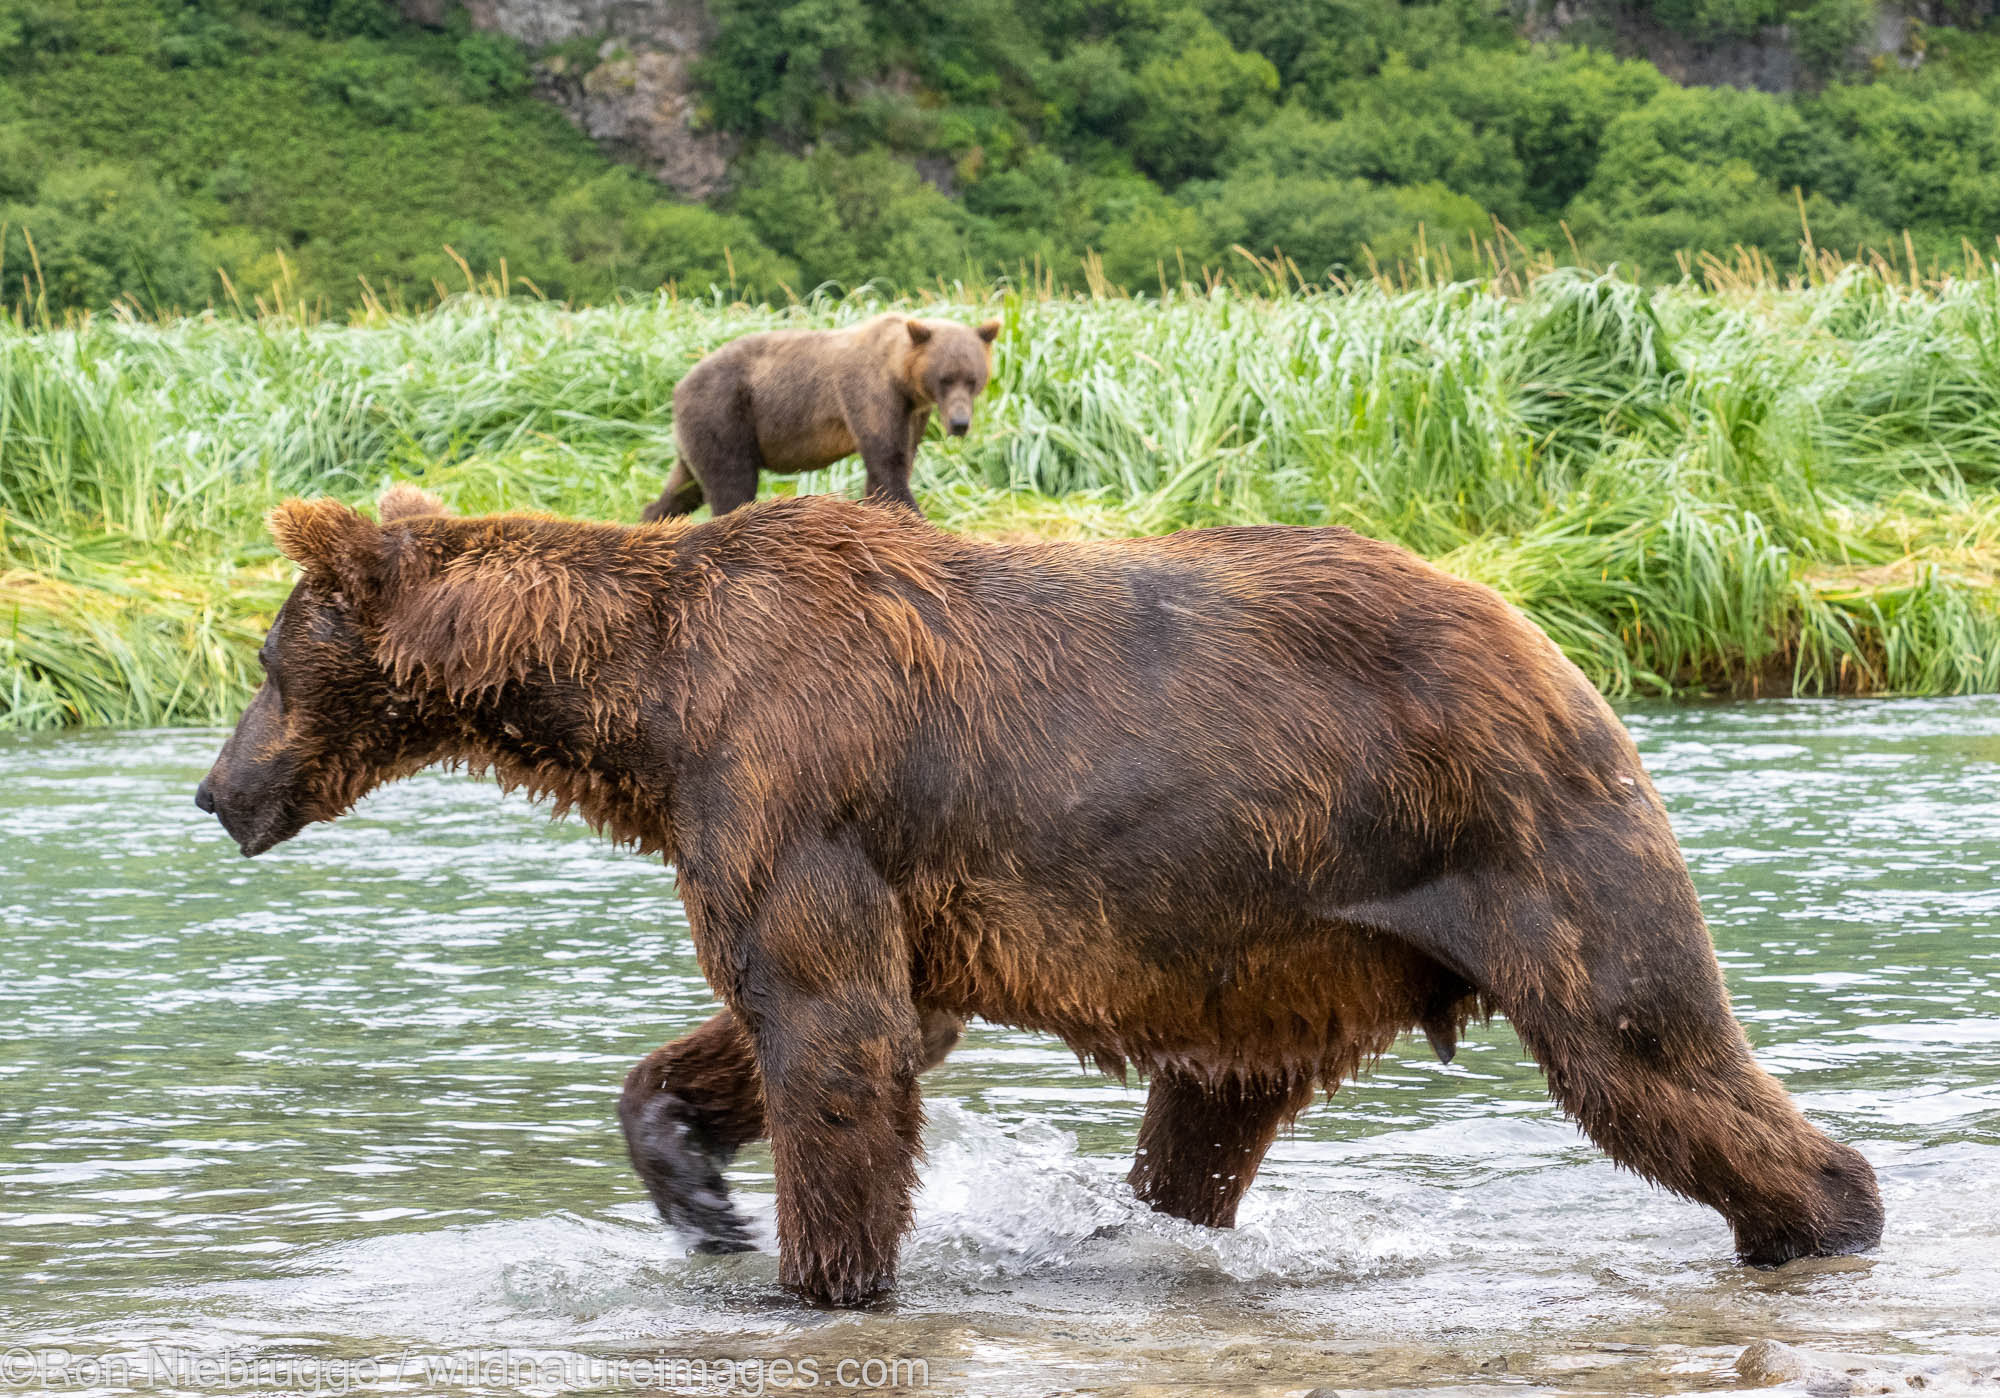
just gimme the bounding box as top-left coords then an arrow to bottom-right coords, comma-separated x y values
947,416 -> 970,436
194,765 -> 299,857
194,771 -> 250,847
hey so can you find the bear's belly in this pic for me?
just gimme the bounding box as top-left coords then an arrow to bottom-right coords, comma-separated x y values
760,418 -> 859,473
909,887 -> 1471,1086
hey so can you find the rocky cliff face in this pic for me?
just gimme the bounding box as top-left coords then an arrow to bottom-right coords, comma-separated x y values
1528,3 -> 1810,91
402,0 -> 735,198
1521,0 -> 1988,92
407,0 -> 1991,197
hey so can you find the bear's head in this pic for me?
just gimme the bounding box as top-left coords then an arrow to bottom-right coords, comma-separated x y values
195,485 -> 454,856
904,317 -> 1001,436
197,487 -> 658,856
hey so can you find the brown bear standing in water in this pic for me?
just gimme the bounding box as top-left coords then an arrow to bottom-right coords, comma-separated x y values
640,314 -> 1001,522
196,487 -> 1883,1307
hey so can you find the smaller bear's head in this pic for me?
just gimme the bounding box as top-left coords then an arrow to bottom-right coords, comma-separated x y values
904,318 -> 1000,436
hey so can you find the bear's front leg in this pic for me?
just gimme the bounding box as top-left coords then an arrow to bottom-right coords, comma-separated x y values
850,400 -> 923,514
695,835 -> 927,1306
620,1009 -> 764,1252
620,1005 -> 964,1258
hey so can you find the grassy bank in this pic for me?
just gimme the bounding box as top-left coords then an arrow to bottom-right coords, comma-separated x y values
4,265 -> 1998,730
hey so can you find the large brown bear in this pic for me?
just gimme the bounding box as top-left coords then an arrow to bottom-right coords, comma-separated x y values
640,314 -> 1000,522
196,487 -> 1882,1307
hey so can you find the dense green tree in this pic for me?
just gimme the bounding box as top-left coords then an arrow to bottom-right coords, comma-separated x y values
731,147 -> 992,288
1569,154 -> 1890,273
2,163 -> 210,313
1125,12 -> 1277,180
530,170 -> 797,299
699,0 -> 876,135
0,119 -> 46,200
9,0 -> 2000,313
1199,173 -> 1489,279
1809,81 -> 2000,236
1202,0 -> 1515,105
1791,0 -> 1873,77
1316,59 -> 1529,219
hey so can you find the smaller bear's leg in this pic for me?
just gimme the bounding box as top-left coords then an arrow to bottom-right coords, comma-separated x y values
667,400 -> 764,518
701,469 -> 760,518
861,461 -> 921,514
1128,1068 -> 1316,1227
852,411 -> 923,515
619,1009 -> 765,1252
879,407 -> 929,515
640,460 -> 705,523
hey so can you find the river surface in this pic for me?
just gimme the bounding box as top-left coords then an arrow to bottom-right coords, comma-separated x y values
2,701 -> 1997,1396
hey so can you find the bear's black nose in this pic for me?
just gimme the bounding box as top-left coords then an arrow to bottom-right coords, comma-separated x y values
194,781 -> 216,815
947,420 -> 969,436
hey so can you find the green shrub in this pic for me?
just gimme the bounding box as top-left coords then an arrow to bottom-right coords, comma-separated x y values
1199,174 -> 1488,281
454,29 -> 527,98
731,147 -> 986,288
158,6 -> 245,65
1792,0 -> 1874,79
698,0 -> 874,135
1126,13 -> 1277,181
1,162 -> 210,314
536,169 -> 797,298
309,48 -> 433,124
0,1 -> 78,70
0,118 -> 45,199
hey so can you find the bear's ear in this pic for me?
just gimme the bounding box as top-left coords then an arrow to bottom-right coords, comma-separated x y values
904,318 -> 933,346
378,484 -> 448,523
976,319 -> 1001,344
268,498 -> 389,605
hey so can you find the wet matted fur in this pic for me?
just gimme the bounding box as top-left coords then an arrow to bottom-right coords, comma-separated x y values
195,488 -> 1884,1305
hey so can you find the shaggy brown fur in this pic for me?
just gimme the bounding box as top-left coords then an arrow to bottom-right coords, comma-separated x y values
196,488 -> 1883,1306
640,314 -> 1000,522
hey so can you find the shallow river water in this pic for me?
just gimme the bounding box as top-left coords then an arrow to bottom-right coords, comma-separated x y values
2,700 -> 1998,1396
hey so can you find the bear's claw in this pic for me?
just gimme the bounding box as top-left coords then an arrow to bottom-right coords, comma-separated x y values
620,1090 -> 758,1253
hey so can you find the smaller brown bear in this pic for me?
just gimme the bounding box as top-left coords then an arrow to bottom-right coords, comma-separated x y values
640,314 -> 1000,522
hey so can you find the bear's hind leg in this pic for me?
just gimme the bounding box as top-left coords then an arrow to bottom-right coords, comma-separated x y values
1502,968 -> 1883,1265
666,395 -> 764,519
641,460 -> 705,523
1347,851 -> 1883,1264
1128,1068 -> 1316,1227
1523,852 -> 1881,1263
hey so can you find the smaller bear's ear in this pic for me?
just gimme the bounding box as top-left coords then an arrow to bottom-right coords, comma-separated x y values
904,318 -> 933,346
269,498 -> 388,605
378,484 -> 448,523
976,319 -> 1001,344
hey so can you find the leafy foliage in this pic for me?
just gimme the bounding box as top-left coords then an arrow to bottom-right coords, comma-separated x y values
6,0 -> 2000,314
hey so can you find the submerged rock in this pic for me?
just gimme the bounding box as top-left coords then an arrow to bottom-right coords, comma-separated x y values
1736,1339 -> 2000,1394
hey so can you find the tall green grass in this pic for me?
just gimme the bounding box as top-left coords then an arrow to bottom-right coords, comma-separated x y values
4,263 -> 1998,730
